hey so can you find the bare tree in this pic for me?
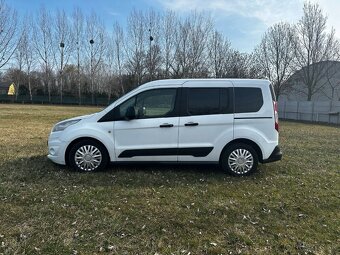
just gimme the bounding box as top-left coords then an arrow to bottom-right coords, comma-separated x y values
172,12 -> 213,78
95,61 -> 110,97
62,64 -> 78,95
208,30 -> 232,78
247,53 -> 264,79
14,19 -> 26,99
54,9 -> 73,103
254,22 -> 296,99
112,21 -> 125,95
161,11 -> 177,78
72,7 -> 84,104
144,10 -> 162,81
21,16 -> 36,101
85,11 -> 106,104
102,35 -> 116,102
0,0 -> 18,69
33,6 -> 53,102
172,18 -> 189,77
187,12 -> 213,77
224,51 -> 260,78
145,44 -> 162,80
294,1 -> 340,101
3,3 -> 318,103
125,9 -> 147,85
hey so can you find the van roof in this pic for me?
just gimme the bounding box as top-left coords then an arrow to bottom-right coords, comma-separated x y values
139,78 -> 270,89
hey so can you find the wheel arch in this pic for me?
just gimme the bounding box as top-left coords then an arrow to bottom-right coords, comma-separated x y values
65,137 -> 110,166
220,138 -> 263,163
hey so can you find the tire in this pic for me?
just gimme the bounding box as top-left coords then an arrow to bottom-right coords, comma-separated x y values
68,139 -> 109,172
220,143 -> 258,176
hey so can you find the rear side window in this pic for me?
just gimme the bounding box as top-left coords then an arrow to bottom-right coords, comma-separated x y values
234,87 -> 263,113
186,88 -> 232,116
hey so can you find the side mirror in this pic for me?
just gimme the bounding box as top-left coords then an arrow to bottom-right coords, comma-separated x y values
137,107 -> 146,118
125,106 -> 136,120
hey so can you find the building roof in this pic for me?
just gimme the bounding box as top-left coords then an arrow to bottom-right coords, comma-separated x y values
288,60 -> 340,83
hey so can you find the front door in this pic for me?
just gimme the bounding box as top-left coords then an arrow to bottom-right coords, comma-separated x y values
114,88 -> 180,162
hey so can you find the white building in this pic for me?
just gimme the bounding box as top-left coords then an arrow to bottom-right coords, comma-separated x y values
280,61 -> 340,102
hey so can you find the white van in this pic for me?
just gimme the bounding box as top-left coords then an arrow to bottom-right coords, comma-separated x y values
48,79 -> 282,176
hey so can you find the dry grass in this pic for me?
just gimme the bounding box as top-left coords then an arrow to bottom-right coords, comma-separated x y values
0,104 -> 339,254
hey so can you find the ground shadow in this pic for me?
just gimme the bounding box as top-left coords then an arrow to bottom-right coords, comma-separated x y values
0,154 -> 269,188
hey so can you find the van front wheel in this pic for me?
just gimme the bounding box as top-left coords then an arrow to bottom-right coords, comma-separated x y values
69,140 -> 109,172
220,143 -> 258,176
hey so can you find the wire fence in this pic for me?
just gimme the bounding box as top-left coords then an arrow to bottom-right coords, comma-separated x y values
0,95 -> 116,106
1,95 -> 340,125
278,100 -> 340,125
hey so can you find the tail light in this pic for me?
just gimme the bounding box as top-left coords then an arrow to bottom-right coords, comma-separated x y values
273,101 -> 279,132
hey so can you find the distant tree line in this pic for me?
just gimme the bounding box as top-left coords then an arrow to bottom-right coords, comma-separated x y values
0,0 -> 339,103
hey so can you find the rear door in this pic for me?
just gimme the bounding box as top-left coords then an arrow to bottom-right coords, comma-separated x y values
178,80 -> 234,162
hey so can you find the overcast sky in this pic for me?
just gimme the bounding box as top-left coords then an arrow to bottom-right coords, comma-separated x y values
8,0 -> 340,52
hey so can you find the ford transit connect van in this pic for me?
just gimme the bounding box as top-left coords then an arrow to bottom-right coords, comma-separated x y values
48,79 -> 282,176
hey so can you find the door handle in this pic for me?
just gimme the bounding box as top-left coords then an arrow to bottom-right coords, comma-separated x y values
159,123 -> 174,128
185,122 -> 199,126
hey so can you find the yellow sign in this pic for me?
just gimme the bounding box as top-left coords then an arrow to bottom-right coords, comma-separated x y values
8,83 -> 15,96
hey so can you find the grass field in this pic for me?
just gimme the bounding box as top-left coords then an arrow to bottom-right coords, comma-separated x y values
0,104 -> 339,255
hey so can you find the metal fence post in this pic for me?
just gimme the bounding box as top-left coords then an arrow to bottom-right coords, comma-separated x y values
329,101 -> 333,124
283,101 -> 286,119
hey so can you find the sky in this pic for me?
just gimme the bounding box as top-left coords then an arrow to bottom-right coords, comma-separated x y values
6,0 -> 340,52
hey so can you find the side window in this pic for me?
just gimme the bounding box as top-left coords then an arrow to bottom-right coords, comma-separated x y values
111,88 -> 177,120
118,96 -> 136,117
135,89 -> 177,118
98,96 -> 136,122
234,87 -> 263,113
186,88 -> 232,116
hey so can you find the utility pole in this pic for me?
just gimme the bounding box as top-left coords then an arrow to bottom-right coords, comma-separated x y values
76,41 -> 81,105
148,22 -> 153,81
90,39 -> 94,105
60,42 -> 64,104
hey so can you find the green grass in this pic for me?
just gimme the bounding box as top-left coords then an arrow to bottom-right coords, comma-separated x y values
0,104 -> 339,255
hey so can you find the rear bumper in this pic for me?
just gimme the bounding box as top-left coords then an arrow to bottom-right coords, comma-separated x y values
262,146 -> 282,163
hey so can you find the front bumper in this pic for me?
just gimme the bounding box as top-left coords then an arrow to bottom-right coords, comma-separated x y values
262,146 -> 282,163
47,133 -> 67,165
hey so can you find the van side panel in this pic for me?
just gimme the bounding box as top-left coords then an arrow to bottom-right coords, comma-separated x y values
233,81 -> 278,160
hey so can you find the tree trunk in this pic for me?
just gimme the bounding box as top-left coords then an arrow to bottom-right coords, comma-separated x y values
307,88 -> 312,101
15,82 -> 20,100
78,60 -> 81,105
28,75 -> 32,102
48,81 -> 51,103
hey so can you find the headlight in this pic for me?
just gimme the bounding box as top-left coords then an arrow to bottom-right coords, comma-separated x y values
52,119 -> 81,132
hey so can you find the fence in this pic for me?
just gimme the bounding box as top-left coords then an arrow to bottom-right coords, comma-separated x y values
0,94 -> 115,106
278,100 -> 340,125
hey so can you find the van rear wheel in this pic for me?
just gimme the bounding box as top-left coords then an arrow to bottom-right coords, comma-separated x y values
220,143 -> 258,176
